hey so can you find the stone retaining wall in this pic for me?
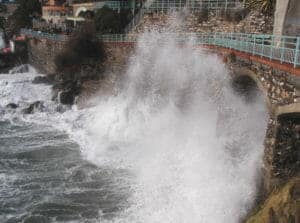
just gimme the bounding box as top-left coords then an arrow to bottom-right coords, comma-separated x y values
27,38 -> 67,75
228,55 -> 300,194
133,10 -> 273,34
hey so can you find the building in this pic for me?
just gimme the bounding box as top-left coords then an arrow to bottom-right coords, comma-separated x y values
42,0 -> 71,24
67,0 -> 134,26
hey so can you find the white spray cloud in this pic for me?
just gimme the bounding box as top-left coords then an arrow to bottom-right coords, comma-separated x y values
0,30 -> 268,223
83,32 -> 268,223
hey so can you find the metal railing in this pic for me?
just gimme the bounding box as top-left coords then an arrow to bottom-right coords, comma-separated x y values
20,28 -> 68,42
100,33 -> 300,68
124,8 -> 145,33
124,0 -> 243,33
146,0 -> 242,11
20,29 -> 300,67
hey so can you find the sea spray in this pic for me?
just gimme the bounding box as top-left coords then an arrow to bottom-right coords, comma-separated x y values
0,32 -> 268,222
79,32 -> 268,222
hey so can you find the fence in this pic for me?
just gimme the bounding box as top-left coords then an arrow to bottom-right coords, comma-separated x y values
124,0 -> 243,33
32,19 -> 68,32
20,29 -> 300,67
100,33 -> 300,68
20,28 -> 68,42
146,0 -> 243,12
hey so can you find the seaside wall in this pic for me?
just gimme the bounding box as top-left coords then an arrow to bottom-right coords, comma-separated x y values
27,37 -> 67,75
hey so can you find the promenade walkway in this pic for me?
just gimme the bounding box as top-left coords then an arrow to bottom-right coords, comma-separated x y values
20,29 -> 300,75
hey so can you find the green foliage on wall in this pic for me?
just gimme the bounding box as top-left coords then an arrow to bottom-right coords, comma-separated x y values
10,0 -> 41,32
55,25 -> 106,81
245,0 -> 276,15
94,6 -> 131,34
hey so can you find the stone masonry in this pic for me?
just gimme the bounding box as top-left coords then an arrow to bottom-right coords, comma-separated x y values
28,37 -> 67,75
133,10 -> 273,34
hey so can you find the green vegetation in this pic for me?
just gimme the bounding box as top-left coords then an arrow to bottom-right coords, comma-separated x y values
246,178 -> 300,223
245,0 -> 276,15
0,3 -> 7,13
55,25 -> 106,81
94,7 -> 131,34
0,16 -> 5,30
10,0 -> 41,33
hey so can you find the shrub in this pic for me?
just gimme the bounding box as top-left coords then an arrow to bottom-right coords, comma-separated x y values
0,4 -> 7,13
245,0 -> 276,15
197,8 -> 209,22
55,24 -> 106,81
94,7 -> 131,34
10,0 -> 41,33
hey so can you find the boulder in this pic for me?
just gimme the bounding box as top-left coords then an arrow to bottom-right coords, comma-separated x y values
32,75 -> 56,85
6,103 -> 18,109
22,101 -> 44,114
59,90 -> 76,105
55,80 -> 81,105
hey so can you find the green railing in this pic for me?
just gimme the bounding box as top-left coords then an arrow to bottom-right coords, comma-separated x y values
20,28 -> 68,42
146,0 -> 242,11
20,29 -> 300,68
100,33 -> 300,68
93,1 -> 131,10
124,0 -> 243,33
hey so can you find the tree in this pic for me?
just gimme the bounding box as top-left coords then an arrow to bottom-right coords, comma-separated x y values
10,0 -> 41,33
55,24 -> 106,81
94,7 -> 131,34
0,16 -> 5,30
0,4 -> 7,14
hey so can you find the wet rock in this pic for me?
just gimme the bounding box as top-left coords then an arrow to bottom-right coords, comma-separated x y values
59,90 -> 76,105
56,81 -> 81,105
32,75 -> 56,85
22,101 -> 45,114
6,103 -> 18,109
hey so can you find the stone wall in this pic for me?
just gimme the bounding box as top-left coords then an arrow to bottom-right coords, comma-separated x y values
27,37 -> 67,75
77,43 -> 134,107
226,54 -> 300,195
133,10 -> 273,34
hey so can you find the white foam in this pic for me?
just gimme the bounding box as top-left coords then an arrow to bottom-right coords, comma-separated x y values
79,32 -> 268,222
0,65 -> 52,107
0,32 -> 268,223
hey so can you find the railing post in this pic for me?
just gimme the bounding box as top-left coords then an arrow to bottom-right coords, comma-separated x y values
261,36 -> 265,58
253,35 -> 256,55
294,37 -> 300,68
270,36 -> 274,60
280,37 -> 286,64
245,34 -> 249,53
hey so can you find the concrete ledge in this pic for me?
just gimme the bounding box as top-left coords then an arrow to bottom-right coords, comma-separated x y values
276,103 -> 300,116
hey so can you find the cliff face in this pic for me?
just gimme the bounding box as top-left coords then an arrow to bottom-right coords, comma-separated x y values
246,178 -> 300,223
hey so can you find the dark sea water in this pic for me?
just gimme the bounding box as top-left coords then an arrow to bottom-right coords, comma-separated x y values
0,120 -> 130,223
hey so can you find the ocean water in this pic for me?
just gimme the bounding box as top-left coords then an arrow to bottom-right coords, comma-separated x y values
0,32 -> 268,223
